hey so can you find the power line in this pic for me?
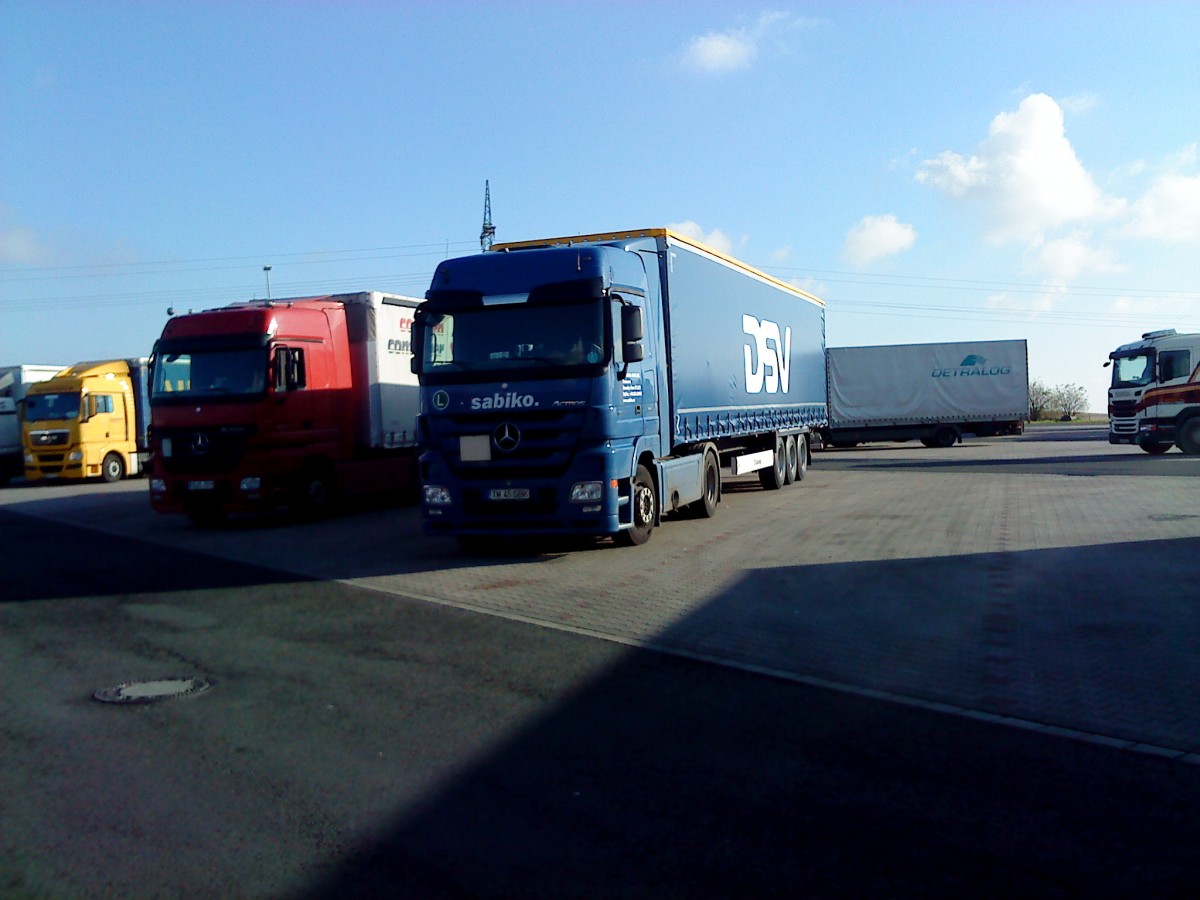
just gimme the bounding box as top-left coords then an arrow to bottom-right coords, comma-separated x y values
0,241 -> 480,284
760,264 -> 1200,300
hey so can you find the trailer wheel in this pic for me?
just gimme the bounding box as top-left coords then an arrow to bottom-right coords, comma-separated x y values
783,435 -> 798,484
101,452 -> 125,483
692,451 -> 720,518
1141,442 -> 1173,455
1177,418 -> 1200,455
931,426 -> 958,449
617,465 -> 656,546
759,436 -> 787,490
794,435 -> 808,481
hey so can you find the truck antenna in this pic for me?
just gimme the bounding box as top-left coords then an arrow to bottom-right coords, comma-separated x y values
480,180 -> 496,251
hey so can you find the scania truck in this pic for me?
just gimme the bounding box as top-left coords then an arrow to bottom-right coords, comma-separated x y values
0,364 -> 65,483
1106,329 -> 1200,454
821,339 -> 1029,448
148,291 -> 421,523
22,359 -> 150,483
410,228 -> 827,547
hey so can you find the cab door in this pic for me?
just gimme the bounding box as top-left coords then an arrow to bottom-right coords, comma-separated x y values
270,343 -> 338,455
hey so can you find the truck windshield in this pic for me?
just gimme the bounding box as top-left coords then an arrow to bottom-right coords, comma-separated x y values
152,349 -> 267,399
1110,353 -> 1154,388
420,298 -> 606,378
23,392 -> 81,422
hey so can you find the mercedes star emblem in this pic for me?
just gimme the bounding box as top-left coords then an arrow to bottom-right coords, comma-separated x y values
493,422 -> 521,452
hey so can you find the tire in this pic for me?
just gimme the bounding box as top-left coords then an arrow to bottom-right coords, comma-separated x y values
1177,418 -> 1200,455
101,452 -> 125,483
794,434 -> 808,481
617,464 -> 656,546
759,436 -> 787,490
691,451 -> 720,518
1141,442 -> 1173,455
783,435 -> 798,485
931,426 -> 957,449
297,464 -> 337,518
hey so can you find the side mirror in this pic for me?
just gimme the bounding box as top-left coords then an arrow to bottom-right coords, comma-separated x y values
621,305 -> 645,364
84,395 -> 96,422
410,325 -> 424,374
621,305 -> 644,342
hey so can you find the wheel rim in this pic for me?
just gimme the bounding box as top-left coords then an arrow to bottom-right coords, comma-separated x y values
634,483 -> 654,525
307,480 -> 328,507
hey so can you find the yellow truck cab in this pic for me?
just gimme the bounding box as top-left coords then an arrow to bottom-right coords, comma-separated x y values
22,358 -> 150,483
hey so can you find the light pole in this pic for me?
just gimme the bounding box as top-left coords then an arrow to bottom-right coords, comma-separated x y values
263,265 -> 272,299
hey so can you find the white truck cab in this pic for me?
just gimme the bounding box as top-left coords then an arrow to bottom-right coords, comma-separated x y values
1107,329 -> 1200,454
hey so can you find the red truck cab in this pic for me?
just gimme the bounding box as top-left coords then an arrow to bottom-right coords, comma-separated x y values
149,293 -> 420,524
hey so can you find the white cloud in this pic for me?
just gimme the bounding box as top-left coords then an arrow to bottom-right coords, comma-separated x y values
840,214 -> 916,267
683,30 -> 756,73
1023,233 -> 1127,280
668,220 -> 736,255
680,12 -> 814,74
769,245 -> 793,263
0,227 -> 52,265
1165,142 -> 1198,170
1123,172 -> 1200,246
789,275 -> 827,300
917,93 -> 1122,243
986,285 -> 1061,316
1059,92 -> 1099,114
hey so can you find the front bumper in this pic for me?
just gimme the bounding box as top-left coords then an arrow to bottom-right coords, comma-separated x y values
420,450 -> 634,538
150,472 -> 290,516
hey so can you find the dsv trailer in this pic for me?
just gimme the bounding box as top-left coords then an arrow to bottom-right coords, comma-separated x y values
411,228 -> 827,547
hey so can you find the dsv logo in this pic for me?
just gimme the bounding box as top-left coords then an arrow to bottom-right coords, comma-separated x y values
742,315 -> 791,394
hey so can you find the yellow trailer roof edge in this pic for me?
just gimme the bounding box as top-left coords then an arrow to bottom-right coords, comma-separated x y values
491,227 -> 825,307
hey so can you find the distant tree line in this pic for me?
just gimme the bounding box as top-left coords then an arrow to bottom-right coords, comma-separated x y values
1029,378 -> 1089,421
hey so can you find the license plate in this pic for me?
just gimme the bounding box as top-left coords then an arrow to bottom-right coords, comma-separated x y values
187,480 -> 215,491
488,488 -> 529,501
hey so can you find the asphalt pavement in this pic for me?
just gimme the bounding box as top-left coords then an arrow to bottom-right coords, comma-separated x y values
2,425 -> 1199,896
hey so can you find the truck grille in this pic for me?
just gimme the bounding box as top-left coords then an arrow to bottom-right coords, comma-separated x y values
433,409 -> 585,480
158,425 -> 255,474
30,430 -> 69,447
1109,400 -> 1138,417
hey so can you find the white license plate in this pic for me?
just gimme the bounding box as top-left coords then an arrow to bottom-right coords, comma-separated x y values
489,488 -> 530,501
187,480 -> 215,491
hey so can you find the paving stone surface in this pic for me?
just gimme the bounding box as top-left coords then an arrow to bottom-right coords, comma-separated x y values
5,426 -> 1200,754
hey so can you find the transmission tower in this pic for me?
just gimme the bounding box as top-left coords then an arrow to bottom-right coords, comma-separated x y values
480,180 -> 496,251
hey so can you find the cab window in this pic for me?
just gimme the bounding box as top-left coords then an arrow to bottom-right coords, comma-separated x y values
274,348 -> 307,392
1159,350 -> 1192,383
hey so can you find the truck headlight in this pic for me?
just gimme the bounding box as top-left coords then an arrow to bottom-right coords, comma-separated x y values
68,451 -> 83,461
423,484 -> 453,506
240,476 -> 262,491
150,479 -> 166,493
570,481 -> 603,502
24,453 -> 33,465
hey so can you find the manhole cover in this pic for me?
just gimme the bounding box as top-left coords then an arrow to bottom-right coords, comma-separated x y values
93,677 -> 212,705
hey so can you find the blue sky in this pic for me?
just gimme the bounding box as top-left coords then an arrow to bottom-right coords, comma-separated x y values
3,1 -> 1198,412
